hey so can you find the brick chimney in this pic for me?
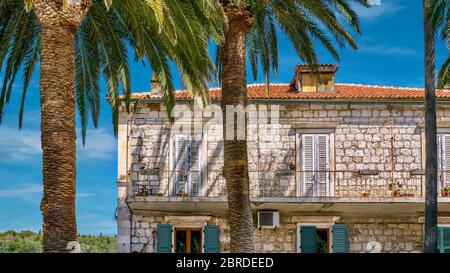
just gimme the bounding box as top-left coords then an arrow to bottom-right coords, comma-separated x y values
290,64 -> 339,93
150,74 -> 163,96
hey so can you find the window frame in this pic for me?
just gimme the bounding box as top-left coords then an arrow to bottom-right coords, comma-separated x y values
438,225 -> 450,253
170,133 -> 207,196
437,134 -> 450,188
296,133 -> 333,197
174,227 -> 203,253
297,222 -> 334,253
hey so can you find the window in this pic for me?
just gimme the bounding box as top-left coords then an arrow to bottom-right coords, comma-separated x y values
175,228 -> 202,253
299,224 -> 349,253
300,134 -> 330,197
438,226 -> 450,253
438,134 -> 450,190
156,224 -> 221,253
172,134 -> 203,196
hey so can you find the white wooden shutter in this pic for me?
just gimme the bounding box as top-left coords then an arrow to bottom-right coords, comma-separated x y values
302,135 -> 315,196
316,135 -> 329,197
443,134 -> 450,187
173,135 -> 190,196
438,135 -> 443,189
189,136 -> 202,196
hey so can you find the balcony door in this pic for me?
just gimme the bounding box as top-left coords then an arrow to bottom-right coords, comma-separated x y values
172,134 -> 203,196
438,134 -> 450,190
299,134 -> 330,197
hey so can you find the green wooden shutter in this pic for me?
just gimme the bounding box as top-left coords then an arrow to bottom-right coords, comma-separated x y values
203,225 -> 220,253
332,224 -> 349,253
300,226 -> 317,253
157,224 -> 173,253
438,227 -> 450,253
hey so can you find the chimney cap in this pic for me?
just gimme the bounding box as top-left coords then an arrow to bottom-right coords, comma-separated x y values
295,64 -> 339,74
150,74 -> 163,96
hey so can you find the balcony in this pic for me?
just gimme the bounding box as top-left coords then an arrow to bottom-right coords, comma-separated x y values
126,170 -> 450,214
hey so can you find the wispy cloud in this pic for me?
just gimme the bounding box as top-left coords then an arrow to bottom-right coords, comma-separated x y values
353,2 -> 406,21
359,44 -> 420,57
0,127 -> 41,162
0,183 -> 95,201
76,128 -> 117,160
0,184 -> 41,201
0,126 -> 116,162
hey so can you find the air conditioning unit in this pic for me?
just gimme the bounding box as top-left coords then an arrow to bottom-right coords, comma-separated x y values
257,211 -> 280,229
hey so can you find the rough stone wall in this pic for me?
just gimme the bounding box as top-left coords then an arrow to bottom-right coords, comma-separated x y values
129,213 -> 423,253
123,102 -> 450,198
344,217 -> 423,253
129,213 -> 230,253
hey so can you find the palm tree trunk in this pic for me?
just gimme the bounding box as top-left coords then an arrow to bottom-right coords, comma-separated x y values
33,0 -> 91,252
423,0 -> 438,253
39,23 -> 78,253
220,4 -> 254,253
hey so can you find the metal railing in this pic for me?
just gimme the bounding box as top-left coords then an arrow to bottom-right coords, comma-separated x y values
129,169 -> 450,199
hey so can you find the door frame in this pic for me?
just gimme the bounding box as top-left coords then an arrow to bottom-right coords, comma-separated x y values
297,222 -> 334,253
174,227 -> 203,253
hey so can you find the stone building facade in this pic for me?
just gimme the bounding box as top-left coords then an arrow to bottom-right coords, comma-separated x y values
116,65 -> 450,253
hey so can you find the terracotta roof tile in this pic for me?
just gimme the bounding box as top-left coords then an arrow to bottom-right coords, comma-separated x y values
127,83 -> 450,101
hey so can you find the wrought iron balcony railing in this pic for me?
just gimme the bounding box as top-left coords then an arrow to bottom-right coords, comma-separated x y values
128,170 -> 450,200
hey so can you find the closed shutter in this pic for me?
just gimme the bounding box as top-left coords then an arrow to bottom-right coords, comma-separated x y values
173,135 -> 190,196
190,137 -> 202,196
332,224 -> 349,253
302,135 -> 315,196
443,135 -> 450,187
203,225 -> 220,253
300,226 -> 317,253
438,226 -> 450,253
157,224 -> 173,253
438,135 -> 442,190
301,134 -> 330,197
316,135 -> 329,197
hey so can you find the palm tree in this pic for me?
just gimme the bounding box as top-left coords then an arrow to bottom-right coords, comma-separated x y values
0,0 -> 220,252
422,0 -> 446,253
427,0 -> 449,88
215,0 -> 369,252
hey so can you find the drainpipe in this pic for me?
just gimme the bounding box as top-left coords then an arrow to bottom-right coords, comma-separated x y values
124,99 -> 141,252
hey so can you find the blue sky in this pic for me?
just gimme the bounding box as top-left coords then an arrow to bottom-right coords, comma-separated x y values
0,0 -> 448,235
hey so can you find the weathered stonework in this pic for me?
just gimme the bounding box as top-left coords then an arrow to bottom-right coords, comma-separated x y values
122,102 -> 450,199
116,98 -> 450,253
128,213 -> 424,253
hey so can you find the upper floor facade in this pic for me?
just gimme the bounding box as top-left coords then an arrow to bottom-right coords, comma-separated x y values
117,65 -> 450,214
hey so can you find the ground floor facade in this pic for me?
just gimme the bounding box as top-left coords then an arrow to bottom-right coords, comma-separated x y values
121,211 -> 450,253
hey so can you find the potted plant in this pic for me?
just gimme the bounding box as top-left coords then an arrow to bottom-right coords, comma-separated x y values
388,181 -> 403,197
442,186 -> 450,197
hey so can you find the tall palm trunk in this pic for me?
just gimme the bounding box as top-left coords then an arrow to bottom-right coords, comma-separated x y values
423,0 -> 438,253
34,0 -> 90,252
220,3 -> 254,253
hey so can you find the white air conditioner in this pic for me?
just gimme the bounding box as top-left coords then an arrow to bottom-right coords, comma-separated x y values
257,211 -> 280,229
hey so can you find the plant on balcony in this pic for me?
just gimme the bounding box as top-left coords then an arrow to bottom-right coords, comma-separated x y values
140,168 -> 160,176
442,186 -> 450,197
288,162 -> 296,171
275,170 -> 295,177
388,181 -> 404,197
177,191 -> 188,197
